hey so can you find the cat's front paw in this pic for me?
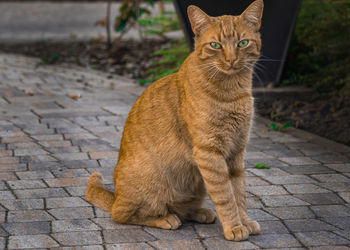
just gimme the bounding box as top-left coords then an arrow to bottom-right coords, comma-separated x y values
243,220 -> 261,235
224,224 -> 249,241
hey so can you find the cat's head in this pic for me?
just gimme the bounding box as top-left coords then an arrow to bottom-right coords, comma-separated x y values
187,0 -> 263,76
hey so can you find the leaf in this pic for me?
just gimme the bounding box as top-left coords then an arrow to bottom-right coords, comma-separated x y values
145,0 -> 154,7
68,94 -> 81,99
254,162 -> 271,169
269,122 -> 279,131
25,89 -> 34,96
281,122 -> 293,130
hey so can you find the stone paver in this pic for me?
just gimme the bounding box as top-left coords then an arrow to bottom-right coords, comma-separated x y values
0,53 -> 349,249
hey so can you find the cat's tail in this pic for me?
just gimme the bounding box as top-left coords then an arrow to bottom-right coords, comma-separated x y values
85,172 -> 115,212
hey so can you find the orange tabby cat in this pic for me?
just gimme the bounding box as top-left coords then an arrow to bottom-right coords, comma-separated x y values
86,0 -> 263,241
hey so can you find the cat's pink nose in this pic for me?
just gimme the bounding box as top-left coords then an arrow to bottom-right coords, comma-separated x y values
226,58 -> 237,66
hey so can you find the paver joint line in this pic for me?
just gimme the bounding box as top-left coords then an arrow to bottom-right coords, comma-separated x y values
0,53 -> 349,249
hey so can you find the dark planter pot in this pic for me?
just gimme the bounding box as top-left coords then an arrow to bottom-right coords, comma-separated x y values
173,0 -> 302,87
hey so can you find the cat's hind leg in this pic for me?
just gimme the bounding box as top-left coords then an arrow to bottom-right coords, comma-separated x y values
187,208 -> 216,224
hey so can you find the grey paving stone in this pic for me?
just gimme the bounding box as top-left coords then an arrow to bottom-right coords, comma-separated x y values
333,230 -> 350,241
318,182 -> 350,192
194,223 -> 222,238
247,209 -> 278,221
32,134 -> 63,141
326,163 -> 350,172
311,173 -> 350,183
279,157 -> 319,165
0,226 -> 8,237
279,165 -> 335,177
2,221 -> 51,235
7,179 -> 47,189
144,225 -> 197,240
106,243 -> 154,250
48,207 -> 94,219
0,190 -> 15,200
14,187 -> 69,198
62,159 -> 99,169
261,195 -> 310,207
311,153 -> 349,164
259,220 -> 289,234
91,218 -> 141,230
249,233 -> 302,248
245,176 -> 270,186
321,217 -> 350,230
52,219 -> 100,232
246,197 -> 264,208
338,192 -> 350,203
0,237 -> 5,249
247,167 -> 290,176
64,186 -> 87,196
8,234 -> 59,249
28,161 -> 63,171
16,170 -> 54,179
148,239 -> 204,250
262,175 -> 317,184
52,231 -> 103,245
53,152 -> 89,161
45,177 -> 89,187
46,197 -> 90,208
284,184 -> 331,194
310,205 -> 350,217
295,193 -> 345,205
60,246 -> 104,250
52,168 -> 90,178
0,199 -> 44,210
284,219 -> 337,232
14,147 -> 48,156
295,231 -> 350,246
103,229 -> 156,243
47,146 -> 81,154
0,212 -> 5,223
264,206 -> 315,220
247,185 -> 288,196
309,246 -> 350,250
7,210 -> 55,222
0,163 -> 26,172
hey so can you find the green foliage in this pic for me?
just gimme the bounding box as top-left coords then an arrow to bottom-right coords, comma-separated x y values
254,162 -> 271,169
115,0 -> 154,33
282,0 -> 350,96
41,54 -> 61,64
139,38 -> 189,85
137,10 -> 181,40
269,122 -> 292,131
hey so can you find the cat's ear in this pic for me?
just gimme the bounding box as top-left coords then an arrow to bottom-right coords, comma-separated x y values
241,0 -> 264,31
187,5 -> 210,35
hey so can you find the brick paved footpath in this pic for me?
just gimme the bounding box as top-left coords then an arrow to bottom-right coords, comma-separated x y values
0,53 -> 349,249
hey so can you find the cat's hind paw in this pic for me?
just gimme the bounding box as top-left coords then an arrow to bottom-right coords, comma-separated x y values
244,220 -> 261,235
224,225 -> 249,241
189,208 -> 216,224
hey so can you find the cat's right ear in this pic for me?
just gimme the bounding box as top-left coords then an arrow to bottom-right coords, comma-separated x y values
187,5 -> 210,35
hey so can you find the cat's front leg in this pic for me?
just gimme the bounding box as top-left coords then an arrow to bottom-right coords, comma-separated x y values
228,150 -> 261,235
193,147 -> 249,241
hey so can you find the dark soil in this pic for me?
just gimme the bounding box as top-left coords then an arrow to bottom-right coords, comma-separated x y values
0,40 -> 169,80
1,40 -> 349,146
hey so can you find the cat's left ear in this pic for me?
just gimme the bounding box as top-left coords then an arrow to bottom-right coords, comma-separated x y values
241,0 -> 264,31
187,5 -> 211,35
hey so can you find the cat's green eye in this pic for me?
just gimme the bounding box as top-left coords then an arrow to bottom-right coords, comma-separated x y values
210,42 -> 222,49
238,40 -> 249,48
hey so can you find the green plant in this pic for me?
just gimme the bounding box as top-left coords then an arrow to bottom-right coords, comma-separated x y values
137,10 -> 181,40
139,37 -> 189,85
282,0 -> 350,96
254,162 -> 271,169
41,54 -> 61,64
269,122 -> 292,131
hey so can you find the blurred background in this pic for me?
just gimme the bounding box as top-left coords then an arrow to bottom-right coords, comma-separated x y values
0,0 -> 349,145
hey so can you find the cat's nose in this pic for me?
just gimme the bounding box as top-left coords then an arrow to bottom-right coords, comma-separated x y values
226,58 -> 237,66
